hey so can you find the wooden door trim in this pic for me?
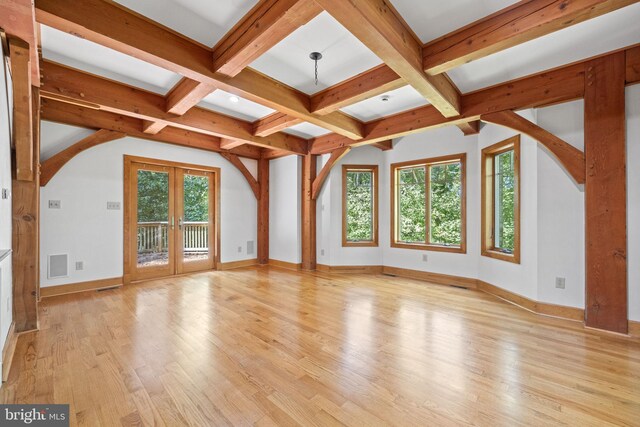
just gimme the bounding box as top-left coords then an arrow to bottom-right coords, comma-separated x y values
123,155 -> 221,284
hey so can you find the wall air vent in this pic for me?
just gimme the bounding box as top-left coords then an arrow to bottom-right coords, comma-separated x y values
48,254 -> 68,279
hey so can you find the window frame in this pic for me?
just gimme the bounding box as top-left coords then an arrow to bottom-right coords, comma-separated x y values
390,153 -> 467,253
481,135 -> 521,264
342,165 -> 379,247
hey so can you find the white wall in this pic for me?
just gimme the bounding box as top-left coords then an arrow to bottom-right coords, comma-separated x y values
316,146 -> 384,266
269,155 -> 301,264
40,129 -> 258,287
382,126 -> 480,279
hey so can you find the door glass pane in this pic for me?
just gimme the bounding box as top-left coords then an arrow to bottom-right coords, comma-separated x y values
137,170 -> 169,267
345,170 -> 374,242
429,162 -> 462,246
183,174 -> 209,262
397,166 -> 426,243
494,150 -> 515,252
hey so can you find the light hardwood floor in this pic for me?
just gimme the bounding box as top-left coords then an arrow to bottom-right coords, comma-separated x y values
2,266 -> 639,426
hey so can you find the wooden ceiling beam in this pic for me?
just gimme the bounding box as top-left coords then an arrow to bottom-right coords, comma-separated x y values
40,60 -> 308,155
481,111 -> 585,184
369,140 -> 393,151
40,98 -> 263,160
311,147 -> 351,200
0,0 -> 40,85
220,139 -> 246,150
40,129 -> 125,186
457,121 -> 480,136
219,153 -> 260,199
165,77 -> 216,115
423,0 -> 639,75
34,0 -> 364,139
310,64 -> 405,115
314,0 -> 461,117
253,112 -> 303,137
627,45 -> 640,84
213,0 -> 321,77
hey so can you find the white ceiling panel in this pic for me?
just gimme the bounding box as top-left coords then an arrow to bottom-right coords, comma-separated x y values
341,85 -> 429,122
250,12 -> 382,95
198,90 -> 275,122
448,4 -> 640,93
283,122 -> 331,139
392,0 -> 518,43
114,0 -> 259,47
41,26 -> 182,94
40,121 -> 95,161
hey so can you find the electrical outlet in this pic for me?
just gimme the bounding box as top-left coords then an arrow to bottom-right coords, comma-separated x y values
1,188 -> 9,199
75,261 -> 84,271
321,249 -> 325,256
107,201 -> 121,210
555,277 -> 566,289
247,241 -> 254,255
422,254 -> 428,262
48,200 -> 61,209
237,246 -> 242,253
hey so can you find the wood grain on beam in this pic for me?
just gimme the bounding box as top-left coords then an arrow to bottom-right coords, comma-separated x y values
457,121 -> 480,136
12,86 -> 40,332
142,120 -> 166,135
370,140 -> 393,151
220,139 -> 246,150
584,52 -> 628,334
219,153 -> 260,199
40,61 -> 308,154
423,0 -> 638,75
165,77 -> 216,115
627,45 -> 640,85
9,37 -> 34,181
261,148 -> 292,160
213,0 -> 321,77
40,130 -> 125,186
482,111 -> 585,184
41,98 -> 263,159
310,64 -> 405,115
35,0 -> 364,139
0,0 -> 40,84
253,112 -> 303,137
314,0 -> 460,117
301,154 -> 317,270
257,157 -> 269,264
311,147 -> 350,200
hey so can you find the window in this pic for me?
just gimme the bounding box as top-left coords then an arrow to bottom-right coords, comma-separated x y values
342,165 -> 378,247
481,135 -> 520,263
391,154 -> 466,253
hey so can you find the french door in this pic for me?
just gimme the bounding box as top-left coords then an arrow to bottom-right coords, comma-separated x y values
124,156 -> 219,283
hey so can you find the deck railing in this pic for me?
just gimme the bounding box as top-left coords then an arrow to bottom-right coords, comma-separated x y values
137,221 -> 209,253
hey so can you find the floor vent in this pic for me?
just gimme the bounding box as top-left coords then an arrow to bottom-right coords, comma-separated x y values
47,254 -> 68,279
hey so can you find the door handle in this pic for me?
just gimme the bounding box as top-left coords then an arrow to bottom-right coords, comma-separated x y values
179,217 -> 183,230
171,216 -> 175,230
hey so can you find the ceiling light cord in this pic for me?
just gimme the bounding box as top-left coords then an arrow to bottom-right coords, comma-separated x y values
309,52 -> 322,86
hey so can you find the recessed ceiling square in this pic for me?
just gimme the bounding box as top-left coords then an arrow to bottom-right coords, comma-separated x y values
341,86 -> 430,122
250,12 -> 383,95
392,0 -> 518,43
41,25 -> 182,94
198,90 -> 275,122
114,0 -> 259,47
448,3 -> 640,93
283,122 -> 331,139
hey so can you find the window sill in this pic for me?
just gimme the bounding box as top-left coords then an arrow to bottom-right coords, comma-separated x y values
343,241 -> 379,248
482,249 -> 520,264
391,242 -> 466,254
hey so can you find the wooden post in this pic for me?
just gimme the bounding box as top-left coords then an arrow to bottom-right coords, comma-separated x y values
301,154 -> 317,270
257,157 -> 269,264
8,37 -> 33,181
584,52 -> 628,334
12,84 -> 40,332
